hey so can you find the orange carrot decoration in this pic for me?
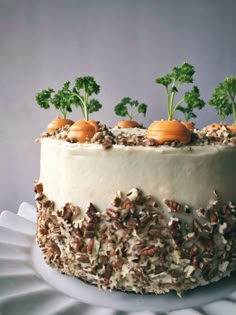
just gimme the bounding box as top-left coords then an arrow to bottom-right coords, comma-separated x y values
116,120 -> 140,128
204,123 -> 222,131
68,120 -> 97,142
146,120 -> 191,144
47,116 -> 74,133
181,121 -> 195,130
227,124 -> 236,134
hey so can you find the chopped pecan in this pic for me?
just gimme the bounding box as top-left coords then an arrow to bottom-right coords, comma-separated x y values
51,226 -> 60,234
106,208 -> 118,219
139,214 -> 150,225
77,255 -> 90,263
66,137 -> 78,143
80,244 -> 88,253
99,255 -> 109,264
34,182 -> 43,193
168,217 -> 181,230
140,245 -> 160,255
135,226 -> 145,235
102,141 -> 113,150
109,248 -> 116,256
35,193 -> 44,201
113,256 -> 124,271
191,255 -> 198,266
192,219 -> 202,234
209,209 -> 218,224
51,215 -> 58,225
113,220 -> 123,230
63,203 -> 73,221
104,264 -> 113,279
87,238 -> 94,255
50,241 -> 61,256
73,238 -> 84,251
150,228 -> 170,239
165,199 -> 181,212
122,198 -> 133,210
86,221 -> 97,231
57,234 -> 66,240
202,223 -> 213,233
39,227 -> 48,235
71,206 -> 81,221
86,203 -> 99,220
84,230 -> 96,238
112,197 -> 122,207
44,217 -> 52,228
189,244 -> 198,257
126,217 -> 138,227
144,138 -> 156,146
43,200 -> 54,208
196,208 -> 207,217
99,226 -> 107,235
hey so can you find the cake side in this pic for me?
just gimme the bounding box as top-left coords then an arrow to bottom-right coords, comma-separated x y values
35,183 -> 236,295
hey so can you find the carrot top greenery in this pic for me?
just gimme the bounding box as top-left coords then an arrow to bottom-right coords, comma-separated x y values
114,97 -> 147,120
36,76 -> 102,120
209,76 -> 236,123
155,62 -> 204,120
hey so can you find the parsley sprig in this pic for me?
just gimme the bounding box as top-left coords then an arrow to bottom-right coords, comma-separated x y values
114,97 -> 147,120
35,76 -> 102,120
36,82 -> 75,119
73,76 -> 102,121
155,62 -> 204,120
209,76 -> 236,123
177,86 -> 205,121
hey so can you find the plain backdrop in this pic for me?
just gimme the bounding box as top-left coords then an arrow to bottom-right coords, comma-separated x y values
0,0 -> 236,212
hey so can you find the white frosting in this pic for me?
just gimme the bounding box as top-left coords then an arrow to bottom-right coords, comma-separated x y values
40,138 -> 236,214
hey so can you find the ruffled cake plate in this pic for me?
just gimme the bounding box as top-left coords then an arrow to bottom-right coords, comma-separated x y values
0,203 -> 236,315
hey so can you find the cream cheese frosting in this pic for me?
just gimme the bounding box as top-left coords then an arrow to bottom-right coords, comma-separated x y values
40,137 -> 236,215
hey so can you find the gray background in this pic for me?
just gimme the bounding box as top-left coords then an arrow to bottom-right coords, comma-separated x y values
0,0 -> 236,212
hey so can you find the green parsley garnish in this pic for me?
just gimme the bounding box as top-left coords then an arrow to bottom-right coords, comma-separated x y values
36,76 -> 102,120
36,82 -> 75,119
73,76 -> 102,120
177,86 -> 205,121
114,97 -> 147,120
155,62 -> 204,120
209,76 -> 236,123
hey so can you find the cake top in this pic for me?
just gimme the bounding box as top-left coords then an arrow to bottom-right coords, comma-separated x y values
35,62 -> 236,147
35,122 -> 236,149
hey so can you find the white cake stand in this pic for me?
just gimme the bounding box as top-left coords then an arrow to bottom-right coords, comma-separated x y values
0,202 -> 236,315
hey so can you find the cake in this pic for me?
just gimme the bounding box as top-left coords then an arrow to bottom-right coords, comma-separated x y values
35,124 -> 236,295
34,69 -> 236,295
